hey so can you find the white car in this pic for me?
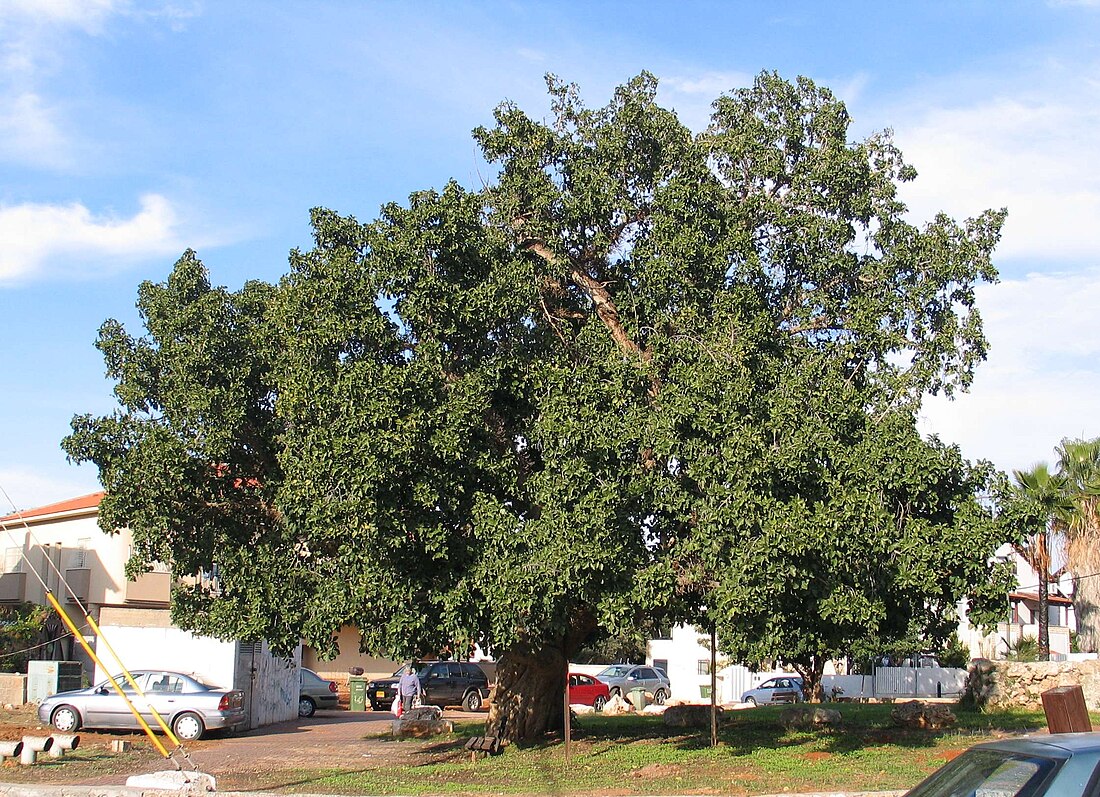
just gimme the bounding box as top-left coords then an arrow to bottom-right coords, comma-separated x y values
740,676 -> 804,706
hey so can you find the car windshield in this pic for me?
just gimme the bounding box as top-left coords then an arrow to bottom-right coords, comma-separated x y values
906,748 -> 1059,797
598,666 -> 632,678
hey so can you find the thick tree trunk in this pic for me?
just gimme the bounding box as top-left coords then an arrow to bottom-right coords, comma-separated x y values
1069,537 -> 1100,653
794,656 -> 827,703
486,644 -> 568,743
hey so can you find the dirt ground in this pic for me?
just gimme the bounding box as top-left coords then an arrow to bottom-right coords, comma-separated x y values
0,703 -> 478,791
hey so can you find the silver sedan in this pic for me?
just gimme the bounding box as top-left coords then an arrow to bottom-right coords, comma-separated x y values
37,670 -> 245,741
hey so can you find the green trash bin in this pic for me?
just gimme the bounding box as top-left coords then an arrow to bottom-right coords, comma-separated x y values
629,687 -> 647,712
348,676 -> 368,712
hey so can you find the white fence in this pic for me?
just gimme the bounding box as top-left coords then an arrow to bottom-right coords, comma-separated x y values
823,666 -> 966,700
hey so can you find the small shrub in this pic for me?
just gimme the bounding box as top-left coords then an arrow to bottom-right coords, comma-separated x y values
937,633 -> 971,669
1008,636 -> 1039,662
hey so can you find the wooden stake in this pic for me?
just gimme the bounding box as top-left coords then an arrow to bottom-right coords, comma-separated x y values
563,658 -> 571,761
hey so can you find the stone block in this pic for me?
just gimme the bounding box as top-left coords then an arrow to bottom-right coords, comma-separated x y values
778,706 -> 842,729
125,770 -> 216,793
890,700 -> 956,729
663,704 -> 722,727
391,718 -> 454,737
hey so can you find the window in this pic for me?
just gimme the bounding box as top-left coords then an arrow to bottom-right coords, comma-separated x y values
150,673 -> 183,693
652,659 -> 668,675
3,547 -> 22,574
637,667 -> 657,680
697,659 -> 710,675
905,749 -> 1058,797
1049,603 -> 1064,628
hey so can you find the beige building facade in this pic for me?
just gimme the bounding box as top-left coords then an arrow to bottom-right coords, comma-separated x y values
0,492 -> 169,664
0,493 -> 297,727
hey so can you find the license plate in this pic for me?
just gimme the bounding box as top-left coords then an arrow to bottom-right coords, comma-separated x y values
376,691 -> 386,698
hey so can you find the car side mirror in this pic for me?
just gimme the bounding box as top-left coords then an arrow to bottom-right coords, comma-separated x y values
95,686 -> 108,695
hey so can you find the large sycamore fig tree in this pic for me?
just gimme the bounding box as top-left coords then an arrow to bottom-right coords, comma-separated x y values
65,72 -> 1008,741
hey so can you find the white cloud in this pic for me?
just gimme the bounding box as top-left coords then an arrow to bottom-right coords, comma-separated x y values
0,0 -> 119,29
0,194 -> 185,284
661,71 -> 754,97
0,1 -> 199,169
919,269 -> 1100,472
658,71 -> 754,133
0,92 -> 72,169
516,47 -> 546,63
888,65 -> 1100,263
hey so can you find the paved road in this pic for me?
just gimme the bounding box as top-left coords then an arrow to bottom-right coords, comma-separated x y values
185,707 -> 479,785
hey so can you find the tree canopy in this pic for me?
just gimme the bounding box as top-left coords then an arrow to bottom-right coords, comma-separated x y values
65,71 -> 1008,741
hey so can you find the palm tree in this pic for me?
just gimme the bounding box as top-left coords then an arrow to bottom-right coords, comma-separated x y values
1055,438 -> 1100,652
1011,464 -> 1072,660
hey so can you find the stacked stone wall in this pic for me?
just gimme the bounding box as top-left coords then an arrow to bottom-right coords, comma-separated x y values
965,659 -> 1100,709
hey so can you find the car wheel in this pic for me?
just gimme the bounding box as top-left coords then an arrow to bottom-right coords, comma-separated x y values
653,688 -> 668,705
298,696 -> 316,718
609,687 -> 621,699
463,690 -> 483,712
51,705 -> 81,733
745,696 -> 757,706
173,711 -> 205,741
593,695 -> 607,712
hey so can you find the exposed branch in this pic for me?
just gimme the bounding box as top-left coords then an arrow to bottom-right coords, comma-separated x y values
520,234 -> 651,364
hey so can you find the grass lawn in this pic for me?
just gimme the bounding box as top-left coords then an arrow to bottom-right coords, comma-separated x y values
246,703 -> 1069,796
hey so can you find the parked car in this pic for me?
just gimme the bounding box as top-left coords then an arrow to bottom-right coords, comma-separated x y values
299,668 -> 339,717
595,664 -> 671,705
906,733 -> 1100,797
740,676 -> 804,706
366,661 -> 489,712
568,673 -> 611,711
37,670 -> 245,741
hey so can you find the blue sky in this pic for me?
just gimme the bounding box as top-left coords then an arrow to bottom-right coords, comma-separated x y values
2,0 -> 1099,510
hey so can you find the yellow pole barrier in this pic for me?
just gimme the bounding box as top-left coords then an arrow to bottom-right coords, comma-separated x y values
83,611 -> 183,747
44,591 -> 172,759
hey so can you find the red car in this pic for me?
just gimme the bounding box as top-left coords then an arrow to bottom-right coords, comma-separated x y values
568,673 -> 610,711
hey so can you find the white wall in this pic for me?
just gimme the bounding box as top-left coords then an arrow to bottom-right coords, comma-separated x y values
94,624 -> 239,688
649,624 -> 717,702
648,623 -> 851,703
95,624 -> 299,728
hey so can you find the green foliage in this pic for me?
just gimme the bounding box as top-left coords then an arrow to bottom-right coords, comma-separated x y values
572,627 -> 651,665
937,632 -> 972,669
1008,635 -> 1040,662
64,71 -> 1006,739
0,603 -> 51,672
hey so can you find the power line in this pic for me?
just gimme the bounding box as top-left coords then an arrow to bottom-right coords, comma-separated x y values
0,630 -> 77,660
